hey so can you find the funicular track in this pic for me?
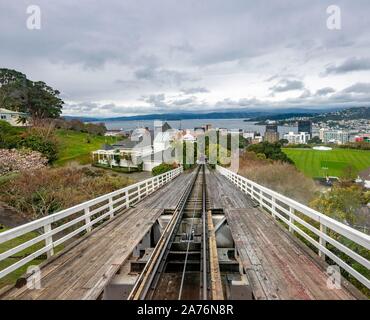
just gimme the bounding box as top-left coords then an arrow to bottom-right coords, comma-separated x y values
129,165 -> 211,300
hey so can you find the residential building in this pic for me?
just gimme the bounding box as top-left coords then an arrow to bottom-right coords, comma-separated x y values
298,120 -> 312,137
319,128 -> 328,141
0,108 -> 29,126
323,130 -> 350,145
92,122 -> 175,171
283,132 -> 310,144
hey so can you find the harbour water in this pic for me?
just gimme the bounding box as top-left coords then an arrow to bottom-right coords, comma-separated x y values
102,119 -> 298,135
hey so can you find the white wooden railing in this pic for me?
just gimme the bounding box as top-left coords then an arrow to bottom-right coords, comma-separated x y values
216,165 -> 370,289
0,166 -> 183,280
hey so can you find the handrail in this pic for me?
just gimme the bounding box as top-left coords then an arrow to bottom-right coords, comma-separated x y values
0,166 -> 183,280
216,165 -> 370,289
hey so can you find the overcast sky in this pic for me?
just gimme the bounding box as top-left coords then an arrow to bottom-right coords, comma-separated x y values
1,0 -> 370,117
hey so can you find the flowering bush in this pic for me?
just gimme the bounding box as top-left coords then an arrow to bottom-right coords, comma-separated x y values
0,148 -> 48,175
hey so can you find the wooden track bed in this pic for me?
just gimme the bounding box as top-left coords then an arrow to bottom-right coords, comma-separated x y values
205,168 -> 360,300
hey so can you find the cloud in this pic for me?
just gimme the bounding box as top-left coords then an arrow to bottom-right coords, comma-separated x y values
324,57 -> 370,75
134,66 -> 198,86
342,83 -> 370,94
1,1 -> 370,117
269,79 -> 305,93
316,87 -> 335,96
180,87 -> 209,94
140,93 -> 167,108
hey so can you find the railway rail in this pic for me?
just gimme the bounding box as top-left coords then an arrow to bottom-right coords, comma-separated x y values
129,165 -> 211,300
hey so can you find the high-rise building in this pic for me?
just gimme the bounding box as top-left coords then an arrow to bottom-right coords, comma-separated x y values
298,120 -> 312,136
264,124 -> 279,143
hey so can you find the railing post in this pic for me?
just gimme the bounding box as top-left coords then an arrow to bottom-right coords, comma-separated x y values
125,190 -> 130,209
43,223 -> 54,258
84,207 -> 92,232
319,223 -> 327,260
271,197 -> 276,219
259,189 -> 263,207
289,207 -> 294,233
109,197 -> 114,218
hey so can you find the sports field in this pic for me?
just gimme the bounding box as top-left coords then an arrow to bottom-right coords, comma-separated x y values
283,148 -> 370,178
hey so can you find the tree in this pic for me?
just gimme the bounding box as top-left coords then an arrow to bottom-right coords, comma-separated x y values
0,68 -> 63,121
247,142 -> 293,163
308,136 -> 322,144
310,185 -> 363,226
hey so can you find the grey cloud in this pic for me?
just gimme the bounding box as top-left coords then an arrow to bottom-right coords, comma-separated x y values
135,66 -> 198,86
342,83 -> 370,94
316,87 -> 335,96
324,57 -> 370,75
270,79 -> 305,93
181,87 -> 209,94
141,94 -> 167,108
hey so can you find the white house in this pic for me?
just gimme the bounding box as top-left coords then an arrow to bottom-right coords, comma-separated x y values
92,122 -> 175,171
0,108 -> 29,126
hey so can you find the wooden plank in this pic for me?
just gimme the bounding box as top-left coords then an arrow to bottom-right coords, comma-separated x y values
205,169 -> 359,300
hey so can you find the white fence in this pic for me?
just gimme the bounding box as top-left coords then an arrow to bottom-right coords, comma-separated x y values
216,165 -> 370,289
0,166 -> 183,280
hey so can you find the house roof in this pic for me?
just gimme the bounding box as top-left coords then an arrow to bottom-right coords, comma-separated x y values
113,131 -> 153,149
162,122 -> 172,132
0,108 -> 28,115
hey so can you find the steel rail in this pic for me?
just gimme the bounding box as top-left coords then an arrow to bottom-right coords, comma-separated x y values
128,166 -> 201,300
178,166 -> 203,300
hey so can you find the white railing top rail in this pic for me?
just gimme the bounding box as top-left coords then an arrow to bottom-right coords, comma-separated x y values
0,166 -> 183,280
216,165 -> 370,289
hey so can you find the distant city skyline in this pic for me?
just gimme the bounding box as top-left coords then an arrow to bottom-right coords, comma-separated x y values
1,1 -> 370,117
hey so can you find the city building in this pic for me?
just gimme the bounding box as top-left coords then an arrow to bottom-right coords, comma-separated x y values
283,132 -> 310,144
0,108 -> 29,126
251,135 -> 263,144
354,134 -> 370,143
319,128 -> 328,141
298,120 -> 312,137
243,131 -> 256,139
264,124 -> 279,143
323,130 -> 350,145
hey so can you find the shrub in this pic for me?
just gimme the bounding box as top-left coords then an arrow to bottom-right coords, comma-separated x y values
152,163 -> 177,176
0,166 -> 132,219
0,149 -> 48,175
238,152 -> 316,204
0,120 -> 21,149
18,127 -> 59,163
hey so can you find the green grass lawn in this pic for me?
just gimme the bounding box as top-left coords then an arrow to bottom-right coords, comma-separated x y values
54,129 -> 118,166
283,148 -> 370,178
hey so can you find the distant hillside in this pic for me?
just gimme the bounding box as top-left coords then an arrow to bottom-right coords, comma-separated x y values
62,107 -> 334,123
250,106 -> 370,124
311,106 -> 370,122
